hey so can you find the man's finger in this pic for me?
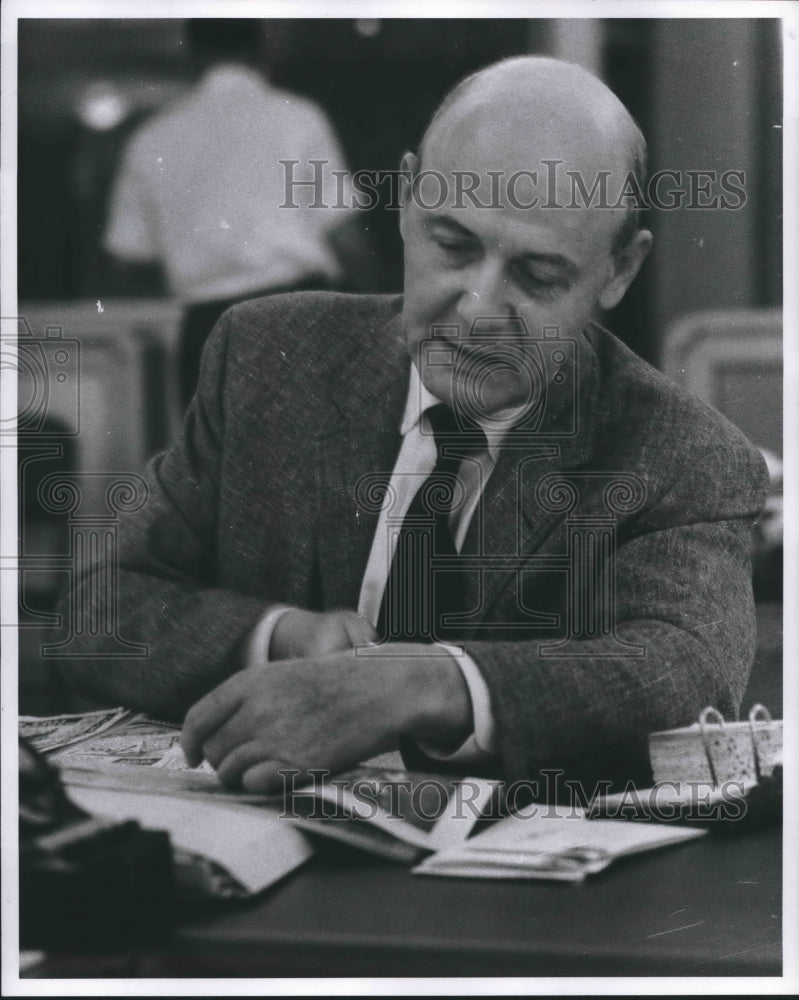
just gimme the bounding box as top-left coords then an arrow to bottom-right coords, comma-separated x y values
344,613 -> 378,648
181,675 -> 246,766
240,759 -> 295,795
213,740 -> 276,788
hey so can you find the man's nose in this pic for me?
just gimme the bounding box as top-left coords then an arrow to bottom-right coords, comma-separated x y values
454,261 -> 515,331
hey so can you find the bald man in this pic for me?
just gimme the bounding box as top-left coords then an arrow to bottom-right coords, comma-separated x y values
58,58 -> 767,797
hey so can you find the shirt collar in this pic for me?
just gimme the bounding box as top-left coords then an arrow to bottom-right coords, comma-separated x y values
401,362 -> 527,462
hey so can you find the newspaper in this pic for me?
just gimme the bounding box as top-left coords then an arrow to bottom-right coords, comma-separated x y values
19,707 -> 132,753
18,708 -> 214,773
49,714 -> 213,772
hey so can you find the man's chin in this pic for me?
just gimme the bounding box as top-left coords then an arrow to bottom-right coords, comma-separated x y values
418,364 -> 527,420
416,363 -> 456,407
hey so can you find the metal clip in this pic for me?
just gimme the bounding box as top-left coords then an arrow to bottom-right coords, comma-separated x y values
748,703 -> 773,782
698,706 -> 725,788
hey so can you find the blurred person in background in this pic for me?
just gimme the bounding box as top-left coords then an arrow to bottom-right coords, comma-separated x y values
104,18 -> 373,407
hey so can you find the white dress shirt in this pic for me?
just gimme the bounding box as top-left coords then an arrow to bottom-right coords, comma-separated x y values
104,64 -> 354,303
245,362 -> 525,763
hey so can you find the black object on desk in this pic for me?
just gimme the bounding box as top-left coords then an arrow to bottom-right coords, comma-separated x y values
19,737 -> 175,951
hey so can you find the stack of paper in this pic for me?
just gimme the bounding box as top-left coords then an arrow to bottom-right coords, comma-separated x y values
648,705 -> 782,786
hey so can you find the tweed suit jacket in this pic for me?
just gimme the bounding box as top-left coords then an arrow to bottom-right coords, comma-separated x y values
60,292 -> 769,788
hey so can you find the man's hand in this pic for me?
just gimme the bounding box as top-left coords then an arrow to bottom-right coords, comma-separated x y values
269,609 -> 377,660
181,645 -> 472,793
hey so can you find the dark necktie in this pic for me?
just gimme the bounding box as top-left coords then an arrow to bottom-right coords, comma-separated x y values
377,404 -> 487,644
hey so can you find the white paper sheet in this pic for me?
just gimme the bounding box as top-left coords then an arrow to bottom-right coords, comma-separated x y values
68,786 -> 314,895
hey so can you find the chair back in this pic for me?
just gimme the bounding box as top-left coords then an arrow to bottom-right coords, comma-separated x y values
660,308 -> 782,456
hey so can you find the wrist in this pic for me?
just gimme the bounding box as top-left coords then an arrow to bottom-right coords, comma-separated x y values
372,643 -> 473,746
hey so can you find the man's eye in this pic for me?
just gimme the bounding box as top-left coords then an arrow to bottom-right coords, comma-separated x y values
432,234 -> 473,253
519,266 -> 558,287
516,267 -> 562,297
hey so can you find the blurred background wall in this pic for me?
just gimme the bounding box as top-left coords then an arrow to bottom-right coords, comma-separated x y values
18,16 -> 782,363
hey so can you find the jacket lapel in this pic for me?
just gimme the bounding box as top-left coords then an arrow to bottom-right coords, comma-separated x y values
315,310 -> 410,609
461,331 -> 601,629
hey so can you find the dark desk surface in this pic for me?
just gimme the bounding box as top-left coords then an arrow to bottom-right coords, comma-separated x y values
134,824 -> 781,979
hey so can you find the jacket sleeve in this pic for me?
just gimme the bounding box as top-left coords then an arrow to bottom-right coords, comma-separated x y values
462,442 -> 769,791
53,309 -> 269,718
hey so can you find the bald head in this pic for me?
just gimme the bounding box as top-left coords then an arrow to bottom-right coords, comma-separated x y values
419,57 -> 647,253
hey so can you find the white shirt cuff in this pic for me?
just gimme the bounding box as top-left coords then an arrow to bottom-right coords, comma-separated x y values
415,643 -> 498,763
243,605 -> 293,667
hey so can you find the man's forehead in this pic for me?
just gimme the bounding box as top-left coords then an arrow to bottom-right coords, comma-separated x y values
421,106 -> 627,187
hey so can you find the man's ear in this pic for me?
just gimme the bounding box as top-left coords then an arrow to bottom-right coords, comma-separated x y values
398,151 -> 419,243
598,229 -> 653,311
